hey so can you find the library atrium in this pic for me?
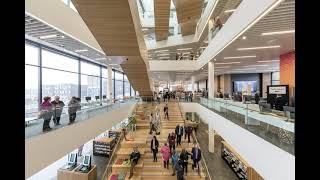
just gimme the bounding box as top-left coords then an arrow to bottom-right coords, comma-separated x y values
25,0 -> 295,180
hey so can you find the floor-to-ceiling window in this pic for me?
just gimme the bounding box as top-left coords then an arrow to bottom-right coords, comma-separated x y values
25,44 -> 40,118
42,49 -> 79,103
102,67 -> 108,99
271,72 -> 280,85
81,62 -> 101,101
124,75 -> 130,97
114,71 -> 124,99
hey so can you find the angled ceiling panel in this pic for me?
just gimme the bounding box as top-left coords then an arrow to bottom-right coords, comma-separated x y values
72,0 -> 153,96
154,0 -> 171,41
175,0 -> 203,36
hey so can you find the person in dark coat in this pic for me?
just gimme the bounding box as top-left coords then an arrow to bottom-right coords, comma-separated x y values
150,136 -> 159,162
164,103 -> 169,120
175,159 -> 185,180
40,96 -> 53,131
167,132 -> 176,153
186,125 -> 193,144
254,91 -> 260,104
51,96 -> 65,125
180,148 -> 192,176
175,124 -> 184,146
191,144 -> 202,175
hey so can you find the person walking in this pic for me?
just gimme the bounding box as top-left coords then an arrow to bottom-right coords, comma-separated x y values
40,96 -> 53,132
51,96 -> 65,125
164,103 -> 169,120
68,96 -> 80,125
129,146 -> 141,179
168,132 -> 176,153
171,149 -> 180,176
150,136 -> 159,162
180,148 -> 192,176
154,112 -> 161,135
191,144 -> 202,175
149,113 -> 154,134
175,159 -> 185,180
175,124 -> 184,146
186,125 -> 193,144
160,143 -> 170,169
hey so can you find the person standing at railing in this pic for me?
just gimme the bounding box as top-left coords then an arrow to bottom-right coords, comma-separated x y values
175,124 -> 184,146
191,144 -> 202,176
150,136 -> 159,162
160,143 -> 170,169
40,96 -> 53,132
68,96 -> 80,125
51,96 -> 65,126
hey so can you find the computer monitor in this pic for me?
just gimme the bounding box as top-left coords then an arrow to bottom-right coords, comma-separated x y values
259,102 -> 272,113
76,97 -> 81,102
82,155 -> 91,168
68,153 -> 77,166
102,95 -> 107,99
85,97 -> 91,101
95,96 -> 100,100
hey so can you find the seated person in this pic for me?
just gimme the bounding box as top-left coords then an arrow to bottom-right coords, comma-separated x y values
129,146 -> 140,179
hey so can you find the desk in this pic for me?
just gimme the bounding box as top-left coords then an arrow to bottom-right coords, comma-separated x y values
57,164 -> 97,180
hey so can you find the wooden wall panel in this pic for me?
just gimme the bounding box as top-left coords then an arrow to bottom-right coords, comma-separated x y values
154,0 -> 171,41
72,0 -> 153,96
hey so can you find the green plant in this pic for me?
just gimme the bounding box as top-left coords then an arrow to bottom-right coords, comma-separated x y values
130,116 -> 137,124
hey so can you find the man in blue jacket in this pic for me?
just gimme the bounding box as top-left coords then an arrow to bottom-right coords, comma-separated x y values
191,144 -> 202,175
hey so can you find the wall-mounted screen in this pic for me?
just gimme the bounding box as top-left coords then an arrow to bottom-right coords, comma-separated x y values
269,86 -> 286,94
233,81 -> 257,93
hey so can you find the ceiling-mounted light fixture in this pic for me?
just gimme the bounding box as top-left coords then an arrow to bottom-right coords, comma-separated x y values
215,62 -> 240,65
154,49 -> 168,53
215,66 -> 230,68
261,30 -> 295,36
75,49 -> 89,52
237,45 -> 280,51
244,64 -> 268,67
257,60 -> 279,63
39,34 -> 57,39
95,57 -> 107,60
177,48 -> 192,51
242,36 -> 247,40
224,9 -> 236,13
224,55 -> 256,59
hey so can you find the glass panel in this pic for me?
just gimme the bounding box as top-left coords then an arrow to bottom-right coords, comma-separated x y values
115,80 -> 123,99
114,71 -> 123,80
124,74 -> 128,81
25,44 -> 39,65
124,82 -> 130,96
81,75 -> 100,101
272,72 -> 280,81
25,65 -> 39,118
102,67 -> 108,78
81,62 -> 100,76
131,86 -> 134,96
42,49 -> 78,72
42,68 -> 79,103
102,78 -> 108,98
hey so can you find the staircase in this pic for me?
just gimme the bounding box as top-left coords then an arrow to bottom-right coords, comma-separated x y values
105,100 -> 206,180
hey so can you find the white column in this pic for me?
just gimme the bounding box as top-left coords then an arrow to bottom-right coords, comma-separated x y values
208,121 -> 215,153
191,75 -> 196,92
107,66 -> 113,101
208,61 -> 215,99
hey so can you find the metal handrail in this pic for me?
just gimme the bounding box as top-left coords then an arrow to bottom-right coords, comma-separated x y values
177,98 -> 212,180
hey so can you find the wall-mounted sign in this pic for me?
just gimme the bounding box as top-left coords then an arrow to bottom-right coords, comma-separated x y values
269,86 -> 286,94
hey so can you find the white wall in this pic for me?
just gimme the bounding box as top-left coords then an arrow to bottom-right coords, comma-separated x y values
181,103 -> 295,180
25,103 -> 136,178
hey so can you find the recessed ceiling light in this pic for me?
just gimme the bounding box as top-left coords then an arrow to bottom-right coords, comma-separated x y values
39,34 -> 57,39
242,36 -> 247,40
142,28 -> 149,31
215,66 -> 230,68
215,62 -> 240,65
244,65 -> 268,67
234,68 -> 256,70
237,45 -> 280,50
261,30 -> 295,36
257,60 -> 279,63
214,58 -> 217,61
75,49 -> 89,52
224,9 -> 236,13
60,35 -> 65,38
177,48 -> 192,51
157,53 -> 170,56
109,64 -> 118,66
154,49 -> 168,53
200,46 -> 207,49
95,57 -> 107,60
224,55 -> 256,59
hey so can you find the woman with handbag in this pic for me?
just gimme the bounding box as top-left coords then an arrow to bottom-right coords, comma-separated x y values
40,96 -> 53,132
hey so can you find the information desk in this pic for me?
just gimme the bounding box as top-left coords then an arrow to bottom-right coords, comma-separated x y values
57,164 -> 97,180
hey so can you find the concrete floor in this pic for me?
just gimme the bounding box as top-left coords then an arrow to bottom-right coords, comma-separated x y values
193,118 -> 238,180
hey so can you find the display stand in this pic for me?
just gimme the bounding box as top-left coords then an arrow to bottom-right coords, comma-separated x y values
57,164 -> 97,180
221,141 -> 263,180
93,137 -> 115,157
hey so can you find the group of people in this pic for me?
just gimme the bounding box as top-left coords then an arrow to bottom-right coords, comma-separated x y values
150,135 -> 202,180
39,96 -> 80,132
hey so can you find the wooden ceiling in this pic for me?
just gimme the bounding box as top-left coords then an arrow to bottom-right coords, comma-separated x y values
154,0 -> 171,41
72,0 -> 153,97
175,0 -> 203,36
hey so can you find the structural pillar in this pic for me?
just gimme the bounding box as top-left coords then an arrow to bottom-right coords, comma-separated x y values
107,66 -> 113,101
208,61 -> 215,99
191,75 -> 196,92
